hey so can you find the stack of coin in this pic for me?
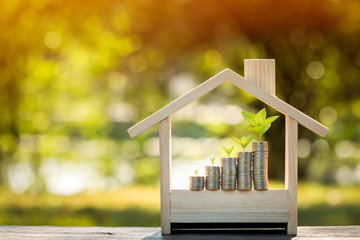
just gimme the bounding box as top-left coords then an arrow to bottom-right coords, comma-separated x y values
205,166 -> 220,190
252,141 -> 269,190
221,157 -> 237,190
189,176 -> 204,190
237,152 -> 253,190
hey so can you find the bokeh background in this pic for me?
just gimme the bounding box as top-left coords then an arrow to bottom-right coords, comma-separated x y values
0,0 -> 360,226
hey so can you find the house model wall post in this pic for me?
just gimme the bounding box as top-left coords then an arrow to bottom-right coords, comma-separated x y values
159,117 -> 171,234
285,116 -> 298,234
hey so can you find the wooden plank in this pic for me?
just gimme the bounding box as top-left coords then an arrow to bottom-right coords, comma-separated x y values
128,68 -> 328,138
127,69 -> 229,138
226,69 -> 328,137
159,117 -> 171,235
1,226 -> 360,239
244,59 -> 276,95
171,190 -> 288,223
285,116 -> 298,234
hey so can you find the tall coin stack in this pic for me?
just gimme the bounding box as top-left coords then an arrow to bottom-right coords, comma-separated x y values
221,157 -> 237,190
252,141 -> 269,190
205,166 -> 220,190
189,176 -> 204,191
237,152 -> 252,190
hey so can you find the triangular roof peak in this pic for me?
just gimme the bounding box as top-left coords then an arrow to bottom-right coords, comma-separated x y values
128,68 -> 328,138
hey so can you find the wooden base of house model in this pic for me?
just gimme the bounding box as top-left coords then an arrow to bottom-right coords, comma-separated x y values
128,59 -> 328,235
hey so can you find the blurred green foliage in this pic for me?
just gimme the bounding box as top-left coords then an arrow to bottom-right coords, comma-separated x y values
0,183 -> 359,226
0,186 -> 161,226
0,0 -> 360,226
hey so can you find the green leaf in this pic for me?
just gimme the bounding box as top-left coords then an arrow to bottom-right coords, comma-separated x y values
255,113 -> 260,125
243,136 -> 254,148
243,109 -> 279,140
250,124 -> 271,139
249,126 -> 262,136
234,137 -> 245,151
234,137 -> 242,145
241,136 -> 247,145
222,145 -> 227,153
264,115 -> 279,126
195,170 -> 198,176
261,124 -> 271,137
222,145 -> 234,157
257,108 -> 267,123
234,136 -> 254,151
229,146 -> 234,155
241,111 -> 258,126
249,124 -> 271,140
210,157 -> 215,166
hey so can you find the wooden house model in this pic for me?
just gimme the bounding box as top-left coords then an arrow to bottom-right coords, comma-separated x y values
127,59 -> 328,235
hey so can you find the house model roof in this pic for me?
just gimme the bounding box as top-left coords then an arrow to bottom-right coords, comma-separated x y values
127,68 -> 328,138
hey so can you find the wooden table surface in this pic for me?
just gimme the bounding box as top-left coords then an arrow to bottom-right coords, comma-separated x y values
0,226 -> 359,239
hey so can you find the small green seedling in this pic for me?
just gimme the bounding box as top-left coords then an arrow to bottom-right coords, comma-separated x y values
241,108 -> 279,141
222,145 -> 234,157
195,170 -> 198,176
234,136 -> 254,152
210,157 -> 216,166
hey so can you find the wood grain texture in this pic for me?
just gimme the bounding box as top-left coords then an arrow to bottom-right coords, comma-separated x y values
159,117 -> 171,235
1,226 -> 360,239
244,59 -> 276,95
171,190 -> 288,223
285,116 -> 298,234
128,68 -> 328,138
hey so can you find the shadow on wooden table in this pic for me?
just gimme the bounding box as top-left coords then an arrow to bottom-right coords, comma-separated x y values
142,231 -> 295,240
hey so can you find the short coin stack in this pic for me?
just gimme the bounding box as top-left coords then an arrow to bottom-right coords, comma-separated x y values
189,176 -> 204,190
237,152 -> 253,190
221,157 -> 237,190
252,141 -> 269,190
205,166 -> 220,190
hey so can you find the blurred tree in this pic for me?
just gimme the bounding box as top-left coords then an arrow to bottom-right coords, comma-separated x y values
0,0 -> 360,192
